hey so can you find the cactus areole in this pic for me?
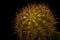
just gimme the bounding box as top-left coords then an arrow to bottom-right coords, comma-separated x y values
15,4 -> 60,40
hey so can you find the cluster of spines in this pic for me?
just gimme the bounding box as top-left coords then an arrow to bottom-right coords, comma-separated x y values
15,4 -> 60,40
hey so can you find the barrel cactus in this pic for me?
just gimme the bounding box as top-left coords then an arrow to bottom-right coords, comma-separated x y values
15,3 -> 60,40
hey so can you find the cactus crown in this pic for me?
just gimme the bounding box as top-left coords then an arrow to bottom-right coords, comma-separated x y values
15,3 -> 60,40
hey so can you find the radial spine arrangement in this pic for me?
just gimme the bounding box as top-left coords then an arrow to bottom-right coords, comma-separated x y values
15,4 -> 60,40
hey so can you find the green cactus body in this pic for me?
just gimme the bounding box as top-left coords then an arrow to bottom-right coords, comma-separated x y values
15,4 -> 60,40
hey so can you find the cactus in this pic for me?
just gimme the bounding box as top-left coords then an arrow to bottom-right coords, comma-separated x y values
15,4 -> 60,40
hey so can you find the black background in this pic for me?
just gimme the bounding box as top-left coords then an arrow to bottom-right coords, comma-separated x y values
7,0 -> 60,40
